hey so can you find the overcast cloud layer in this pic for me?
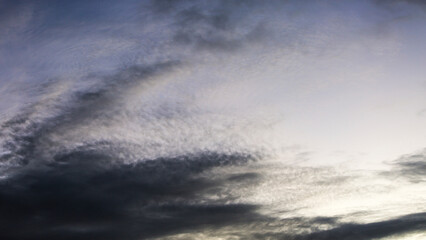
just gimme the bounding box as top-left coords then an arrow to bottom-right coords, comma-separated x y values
0,0 -> 425,239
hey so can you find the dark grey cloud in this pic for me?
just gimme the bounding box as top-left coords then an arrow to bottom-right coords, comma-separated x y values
4,149 -> 424,240
303,212 -> 426,240
384,149 -> 426,183
255,212 -> 426,240
0,150 -> 261,240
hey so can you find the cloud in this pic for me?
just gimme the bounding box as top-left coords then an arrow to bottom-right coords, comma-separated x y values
1,0 -> 426,239
149,0 -> 270,52
0,61 -> 181,166
0,58 -> 266,239
147,211 -> 426,239
385,149 -> 426,183
0,148 -> 260,240
297,212 -> 426,240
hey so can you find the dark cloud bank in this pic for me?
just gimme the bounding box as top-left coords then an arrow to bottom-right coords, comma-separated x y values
0,150 -> 260,240
1,147 -> 426,240
1,0 -> 426,239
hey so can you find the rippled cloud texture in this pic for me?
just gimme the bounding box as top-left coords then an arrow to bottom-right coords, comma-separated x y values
0,0 -> 426,239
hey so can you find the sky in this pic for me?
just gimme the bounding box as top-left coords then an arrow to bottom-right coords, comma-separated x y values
0,0 -> 425,239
